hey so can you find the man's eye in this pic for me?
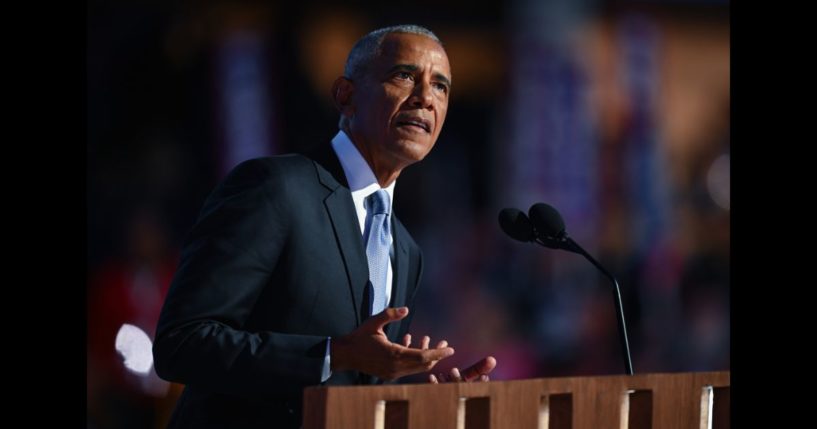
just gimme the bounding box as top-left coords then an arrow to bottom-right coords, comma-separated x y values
395,72 -> 413,80
434,83 -> 448,93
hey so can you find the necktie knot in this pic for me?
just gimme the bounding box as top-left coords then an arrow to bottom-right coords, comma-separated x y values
366,189 -> 390,216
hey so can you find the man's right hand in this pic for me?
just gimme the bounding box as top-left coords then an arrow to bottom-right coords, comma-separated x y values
330,307 -> 455,381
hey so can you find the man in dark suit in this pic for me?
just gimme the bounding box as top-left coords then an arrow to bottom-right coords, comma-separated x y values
153,25 -> 495,428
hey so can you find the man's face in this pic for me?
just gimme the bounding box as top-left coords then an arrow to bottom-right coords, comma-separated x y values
348,33 -> 451,168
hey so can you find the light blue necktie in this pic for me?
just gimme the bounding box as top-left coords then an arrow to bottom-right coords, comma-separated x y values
364,189 -> 392,316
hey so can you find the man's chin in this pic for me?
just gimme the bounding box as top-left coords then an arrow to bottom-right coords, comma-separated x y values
389,140 -> 435,165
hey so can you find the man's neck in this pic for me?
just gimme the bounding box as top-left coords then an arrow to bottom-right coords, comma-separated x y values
342,128 -> 405,188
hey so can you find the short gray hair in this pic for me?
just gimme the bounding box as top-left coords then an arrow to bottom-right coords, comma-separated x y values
338,25 -> 443,130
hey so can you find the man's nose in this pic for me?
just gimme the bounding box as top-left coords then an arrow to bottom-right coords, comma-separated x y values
409,80 -> 434,109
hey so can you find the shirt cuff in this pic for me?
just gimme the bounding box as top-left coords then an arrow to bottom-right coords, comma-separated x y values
320,337 -> 332,383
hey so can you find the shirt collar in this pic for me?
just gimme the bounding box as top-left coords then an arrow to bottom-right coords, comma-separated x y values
331,130 -> 395,206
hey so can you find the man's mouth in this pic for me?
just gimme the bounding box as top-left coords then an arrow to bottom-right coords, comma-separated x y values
395,117 -> 430,133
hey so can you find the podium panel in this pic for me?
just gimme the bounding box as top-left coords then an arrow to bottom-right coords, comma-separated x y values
304,371 -> 730,429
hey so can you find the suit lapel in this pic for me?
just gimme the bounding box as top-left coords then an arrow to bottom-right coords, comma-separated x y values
311,146 -> 369,327
307,143 -> 415,335
385,216 -> 410,342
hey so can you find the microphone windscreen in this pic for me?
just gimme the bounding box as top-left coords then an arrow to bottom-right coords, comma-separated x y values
528,203 -> 566,238
498,208 -> 535,242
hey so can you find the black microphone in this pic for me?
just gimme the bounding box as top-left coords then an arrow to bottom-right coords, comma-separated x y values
498,208 -> 535,242
498,203 -> 635,376
527,203 -> 580,253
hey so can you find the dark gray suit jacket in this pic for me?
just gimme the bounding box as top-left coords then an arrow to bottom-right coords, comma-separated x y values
153,147 -> 424,428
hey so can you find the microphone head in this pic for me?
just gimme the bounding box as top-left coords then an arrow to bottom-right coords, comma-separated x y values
528,203 -> 566,238
498,208 -> 535,242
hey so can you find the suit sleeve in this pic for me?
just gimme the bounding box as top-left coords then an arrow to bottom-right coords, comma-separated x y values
153,157 -> 327,398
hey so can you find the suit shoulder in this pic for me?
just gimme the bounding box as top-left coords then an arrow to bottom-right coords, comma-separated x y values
230,154 -> 315,178
199,155 -> 319,222
220,154 -> 319,189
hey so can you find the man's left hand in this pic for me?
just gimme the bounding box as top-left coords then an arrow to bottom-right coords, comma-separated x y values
428,356 -> 497,383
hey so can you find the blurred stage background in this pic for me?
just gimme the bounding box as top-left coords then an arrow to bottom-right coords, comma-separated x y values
87,0 -> 729,427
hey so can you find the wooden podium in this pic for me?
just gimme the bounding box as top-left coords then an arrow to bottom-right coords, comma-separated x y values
303,371 -> 729,429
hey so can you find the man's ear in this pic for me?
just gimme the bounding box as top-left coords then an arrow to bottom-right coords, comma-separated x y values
331,77 -> 355,120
